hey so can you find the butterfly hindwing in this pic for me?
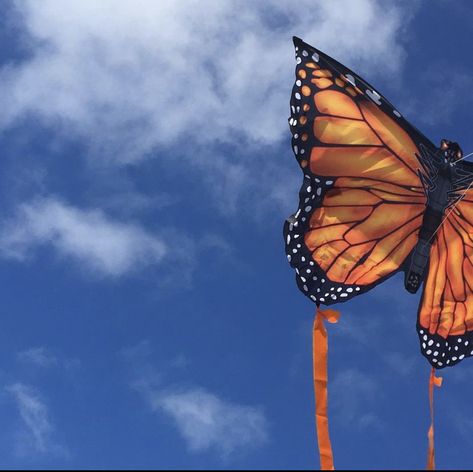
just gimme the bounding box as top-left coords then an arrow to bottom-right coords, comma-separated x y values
418,190 -> 473,368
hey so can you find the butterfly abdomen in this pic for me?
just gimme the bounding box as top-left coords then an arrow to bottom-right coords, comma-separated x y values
405,163 -> 454,293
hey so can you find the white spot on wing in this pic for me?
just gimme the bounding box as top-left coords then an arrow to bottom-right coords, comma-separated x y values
345,74 -> 355,86
366,89 -> 382,105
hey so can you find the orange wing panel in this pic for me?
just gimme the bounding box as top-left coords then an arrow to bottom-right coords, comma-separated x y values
310,147 -> 420,187
418,194 -> 473,367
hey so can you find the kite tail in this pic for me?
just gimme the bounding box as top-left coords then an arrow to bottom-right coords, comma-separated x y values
426,367 -> 443,470
313,304 -> 340,470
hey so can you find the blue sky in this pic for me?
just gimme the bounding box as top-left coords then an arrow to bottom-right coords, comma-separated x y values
0,0 -> 473,469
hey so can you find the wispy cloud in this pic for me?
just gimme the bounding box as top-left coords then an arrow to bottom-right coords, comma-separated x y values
1,0 -> 412,156
334,310 -> 384,349
17,346 -> 80,371
6,383 -> 67,457
17,347 -> 59,368
142,385 -> 269,457
331,369 -> 384,431
399,67 -> 473,129
0,197 -> 167,277
0,196 -> 234,285
0,0 -> 417,213
452,413 -> 473,443
383,351 -> 420,377
124,341 -> 268,458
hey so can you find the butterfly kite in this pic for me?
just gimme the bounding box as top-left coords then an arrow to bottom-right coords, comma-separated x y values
284,37 -> 473,470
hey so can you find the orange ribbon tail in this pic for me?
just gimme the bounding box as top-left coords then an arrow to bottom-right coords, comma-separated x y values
426,367 -> 443,470
313,306 -> 340,470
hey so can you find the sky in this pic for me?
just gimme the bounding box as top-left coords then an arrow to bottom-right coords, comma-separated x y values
0,0 -> 473,469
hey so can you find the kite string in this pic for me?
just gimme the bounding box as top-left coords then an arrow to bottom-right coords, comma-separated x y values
455,150 -> 473,162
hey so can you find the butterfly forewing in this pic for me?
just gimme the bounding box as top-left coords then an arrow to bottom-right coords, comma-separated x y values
285,37 -> 429,305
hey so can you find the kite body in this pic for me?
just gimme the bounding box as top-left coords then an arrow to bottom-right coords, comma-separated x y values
284,37 -> 473,369
406,141 -> 466,293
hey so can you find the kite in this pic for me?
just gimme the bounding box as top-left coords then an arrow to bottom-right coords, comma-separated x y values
284,36 -> 473,470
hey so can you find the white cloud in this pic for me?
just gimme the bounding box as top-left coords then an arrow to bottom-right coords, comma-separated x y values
331,369 -> 383,430
142,385 -> 268,456
6,383 -> 66,457
400,67 -> 473,129
17,347 -> 58,368
125,343 -> 268,457
0,0 -> 417,215
2,0 -> 412,160
0,197 -> 167,277
17,346 -> 80,371
383,351 -> 419,377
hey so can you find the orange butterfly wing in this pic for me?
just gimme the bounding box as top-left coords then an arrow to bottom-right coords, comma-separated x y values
418,190 -> 473,367
285,37 -> 431,305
